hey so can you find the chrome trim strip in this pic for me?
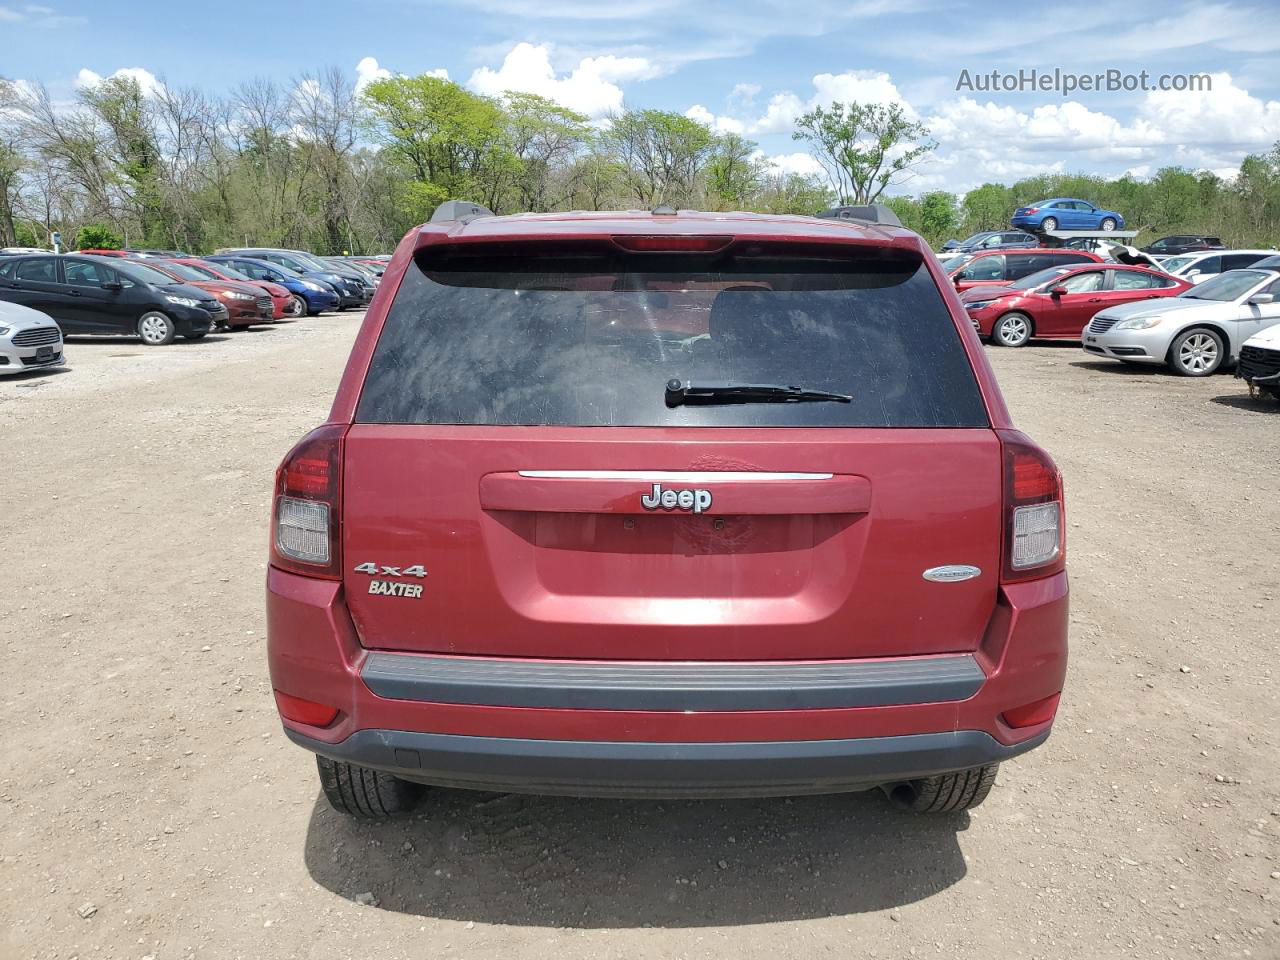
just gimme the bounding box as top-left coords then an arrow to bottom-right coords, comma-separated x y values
517,470 -> 834,481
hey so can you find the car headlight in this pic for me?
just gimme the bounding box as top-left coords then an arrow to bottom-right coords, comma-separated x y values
0,325 -> 10,337
225,291 -> 255,301
165,295 -> 199,307
1114,316 -> 1164,331
301,281 -> 326,292
965,300 -> 996,311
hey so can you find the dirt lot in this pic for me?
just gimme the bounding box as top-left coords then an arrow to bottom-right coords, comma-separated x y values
2,315 -> 1278,960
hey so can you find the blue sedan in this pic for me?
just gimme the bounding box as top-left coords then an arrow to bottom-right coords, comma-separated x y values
1011,199 -> 1125,233
204,256 -> 340,316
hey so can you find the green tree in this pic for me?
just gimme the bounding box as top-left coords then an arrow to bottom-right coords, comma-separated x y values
792,101 -> 935,204
705,132 -> 764,210
503,92 -> 591,212
603,109 -> 717,207
75,223 -> 123,249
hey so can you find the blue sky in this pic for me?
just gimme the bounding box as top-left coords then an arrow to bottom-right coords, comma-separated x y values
4,0 -> 1279,194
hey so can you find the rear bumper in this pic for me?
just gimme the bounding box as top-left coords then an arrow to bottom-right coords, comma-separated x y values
285,726 -> 1048,798
267,569 -> 1067,796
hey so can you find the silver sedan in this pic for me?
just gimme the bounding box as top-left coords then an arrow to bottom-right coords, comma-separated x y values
1082,268 -> 1280,376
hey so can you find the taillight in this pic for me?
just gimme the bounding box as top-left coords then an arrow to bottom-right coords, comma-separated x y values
997,429 -> 1064,583
270,423 -> 344,579
1024,207 -> 1038,215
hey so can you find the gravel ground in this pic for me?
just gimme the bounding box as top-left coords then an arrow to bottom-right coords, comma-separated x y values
1,316 -> 1278,960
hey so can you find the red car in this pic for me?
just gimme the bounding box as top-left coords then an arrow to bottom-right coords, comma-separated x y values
164,258 -> 295,319
961,263 -> 1192,346
946,248 -> 1103,291
144,259 -> 274,328
267,202 -> 1068,819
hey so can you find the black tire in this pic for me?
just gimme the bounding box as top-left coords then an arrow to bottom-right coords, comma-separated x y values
1100,217 -> 1117,231
888,763 -> 999,813
288,294 -> 307,317
992,311 -> 1033,347
1168,327 -> 1224,377
1040,216 -> 1058,231
316,755 -> 424,820
137,311 -> 176,346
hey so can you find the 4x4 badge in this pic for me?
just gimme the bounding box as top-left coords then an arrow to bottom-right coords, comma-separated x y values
640,483 -> 713,514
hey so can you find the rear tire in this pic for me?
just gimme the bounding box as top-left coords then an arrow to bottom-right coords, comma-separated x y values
137,311 -> 176,346
888,763 -> 999,813
992,311 -> 1032,347
1040,216 -> 1058,231
316,756 -> 424,820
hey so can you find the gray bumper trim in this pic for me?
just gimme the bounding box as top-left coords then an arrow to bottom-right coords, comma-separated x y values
360,652 -> 985,712
286,727 -> 1048,798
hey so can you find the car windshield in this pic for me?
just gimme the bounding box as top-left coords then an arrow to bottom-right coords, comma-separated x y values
958,233 -> 991,246
1010,266 -> 1077,290
939,254 -> 972,272
286,252 -> 330,272
1182,270 -> 1269,302
205,263 -> 253,281
157,261 -> 216,282
117,260 -> 187,286
1161,256 -> 1196,274
357,247 -> 988,429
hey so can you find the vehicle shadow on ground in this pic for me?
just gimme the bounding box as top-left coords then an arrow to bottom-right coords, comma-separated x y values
0,366 -> 73,385
62,334 -> 233,349
1210,393 -> 1280,412
303,789 -> 971,927
1068,359 -> 1177,376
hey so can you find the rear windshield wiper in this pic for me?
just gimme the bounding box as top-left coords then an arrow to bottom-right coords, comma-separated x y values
665,379 -> 853,407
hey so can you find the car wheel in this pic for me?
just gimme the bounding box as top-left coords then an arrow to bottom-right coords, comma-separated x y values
888,763 -> 999,813
137,311 -> 176,346
1100,218 -> 1117,231
992,312 -> 1033,347
316,756 -> 424,820
287,295 -> 306,317
1040,216 -> 1058,231
1169,327 -> 1224,376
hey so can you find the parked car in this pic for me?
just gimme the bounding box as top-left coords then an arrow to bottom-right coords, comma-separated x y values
1011,199 -> 1125,232
1159,250 -> 1278,285
946,248 -> 1103,291
0,299 -> 65,374
0,253 -> 223,344
267,201 -> 1068,820
73,248 -> 130,257
324,256 -> 380,286
962,264 -> 1191,346
939,230 -> 1038,254
1141,235 -> 1225,256
164,258 -> 295,319
1083,267 -> 1280,375
217,248 -> 370,308
1236,323 -> 1280,400
124,248 -> 192,258
205,256 -> 340,316
145,259 -> 274,329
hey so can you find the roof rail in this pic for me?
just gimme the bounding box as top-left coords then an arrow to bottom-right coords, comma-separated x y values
815,204 -> 903,228
430,200 -> 496,224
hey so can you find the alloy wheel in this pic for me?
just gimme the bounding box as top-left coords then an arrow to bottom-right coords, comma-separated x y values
995,313 -> 1031,346
1177,332 -> 1219,374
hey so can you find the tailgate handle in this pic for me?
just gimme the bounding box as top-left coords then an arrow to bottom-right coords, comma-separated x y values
479,471 -> 871,516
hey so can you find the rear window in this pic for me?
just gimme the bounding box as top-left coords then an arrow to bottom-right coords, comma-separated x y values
356,247 -> 989,429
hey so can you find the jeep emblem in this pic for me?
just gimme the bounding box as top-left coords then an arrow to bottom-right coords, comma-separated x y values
640,482 -> 712,514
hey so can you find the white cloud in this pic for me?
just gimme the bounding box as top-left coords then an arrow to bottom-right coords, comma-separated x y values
353,56 -> 447,94
0,2 -> 81,24
467,41 -> 661,118
75,66 -> 162,97
760,151 -> 824,177
723,70 -> 912,135
685,104 -> 745,135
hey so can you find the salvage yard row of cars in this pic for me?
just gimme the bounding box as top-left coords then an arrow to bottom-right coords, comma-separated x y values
0,247 -> 389,373
933,199 -> 1280,396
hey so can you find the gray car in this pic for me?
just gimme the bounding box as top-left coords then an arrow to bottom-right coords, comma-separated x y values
1083,268 -> 1280,376
0,299 -> 65,375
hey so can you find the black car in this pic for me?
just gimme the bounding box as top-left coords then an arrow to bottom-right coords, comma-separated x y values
1141,235 -> 1225,256
0,254 -> 226,345
940,230 -> 1038,254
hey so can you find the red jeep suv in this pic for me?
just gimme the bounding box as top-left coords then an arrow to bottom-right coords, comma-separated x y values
267,201 -> 1068,819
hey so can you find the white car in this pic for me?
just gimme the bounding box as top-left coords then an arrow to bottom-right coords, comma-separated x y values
1159,249 -> 1278,285
1083,268 -> 1280,376
1237,322 -> 1280,400
0,300 -> 66,375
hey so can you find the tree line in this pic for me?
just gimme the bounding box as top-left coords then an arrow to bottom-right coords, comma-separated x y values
1,67 -> 1278,254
